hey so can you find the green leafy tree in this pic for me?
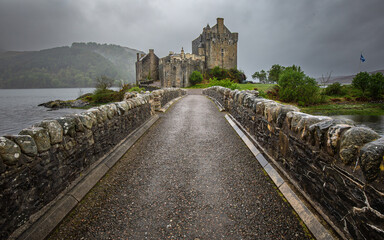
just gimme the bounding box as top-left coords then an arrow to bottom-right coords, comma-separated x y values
268,64 -> 285,83
368,72 -> 384,99
189,71 -> 203,85
252,70 -> 267,83
352,72 -> 371,95
278,67 -> 322,105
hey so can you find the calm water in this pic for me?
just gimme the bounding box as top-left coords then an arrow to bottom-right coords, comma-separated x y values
0,88 -> 95,136
331,115 -> 384,136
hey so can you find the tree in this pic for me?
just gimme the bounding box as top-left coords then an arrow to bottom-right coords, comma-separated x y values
368,72 -> 384,99
252,70 -> 267,83
268,64 -> 285,83
352,72 -> 370,95
95,75 -> 114,90
189,71 -> 203,85
319,71 -> 332,87
278,67 -> 322,105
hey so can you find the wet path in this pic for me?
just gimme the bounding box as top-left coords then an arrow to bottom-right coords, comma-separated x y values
49,94 -> 312,239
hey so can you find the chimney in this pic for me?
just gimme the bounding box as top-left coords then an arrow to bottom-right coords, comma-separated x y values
217,17 -> 224,33
137,53 -> 140,61
149,49 -> 154,54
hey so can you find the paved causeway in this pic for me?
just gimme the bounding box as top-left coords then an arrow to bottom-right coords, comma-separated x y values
49,93 -> 313,239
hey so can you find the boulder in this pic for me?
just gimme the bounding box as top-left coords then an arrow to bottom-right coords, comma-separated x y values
359,137 -> 384,182
309,119 -> 355,148
55,116 -> 76,137
0,137 -> 21,165
19,127 -> 51,153
35,120 -> 63,144
78,112 -> 95,129
339,127 -> 380,165
5,135 -> 38,157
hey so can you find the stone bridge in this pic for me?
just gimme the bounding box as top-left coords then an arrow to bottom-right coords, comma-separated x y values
1,88 -> 383,240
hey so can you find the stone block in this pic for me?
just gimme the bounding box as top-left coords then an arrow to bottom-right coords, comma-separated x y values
325,124 -> 353,156
87,108 -> 104,124
276,105 -> 299,128
97,106 -> 109,121
5,135 -> 38,157
309,119 -> 355,148
359,137 -> 384,182
35,120 -> 63,144
0,136 -> 21,165
19,127 -> 51,153
78,112 -> 95,129
339,127 -> 380,165
287,112 -> 310,133
55,116 -> 76,137
297,116 -> 332,141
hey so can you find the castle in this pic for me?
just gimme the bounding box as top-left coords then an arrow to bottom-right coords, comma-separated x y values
136,18 -> 238,88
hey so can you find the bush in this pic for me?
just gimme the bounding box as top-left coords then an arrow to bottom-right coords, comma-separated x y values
128,86 -> 144,92
208,77 -> 239,90
207,66 -> 246,83
95,75 -> 114,90
189,71 -> 203,85
278,68 -> 324,105
352,72 -> 370,95
324,82 -> 344,96
92,88 -> 121,103
368,72 -> 384,99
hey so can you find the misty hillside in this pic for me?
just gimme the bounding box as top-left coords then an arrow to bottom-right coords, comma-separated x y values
317,70 -> 384,85
0,43 -> 144,88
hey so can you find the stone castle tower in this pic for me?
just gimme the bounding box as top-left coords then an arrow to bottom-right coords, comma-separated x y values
136,18 -> 238,87
192,18 -> 238,70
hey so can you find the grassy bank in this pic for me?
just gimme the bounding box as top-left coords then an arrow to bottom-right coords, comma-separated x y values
300,102 -> 384,116
187,82 -> 384,116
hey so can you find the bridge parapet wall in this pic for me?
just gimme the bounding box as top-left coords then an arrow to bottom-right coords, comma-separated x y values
204,86 -> 384,239
0,88 -> 186,239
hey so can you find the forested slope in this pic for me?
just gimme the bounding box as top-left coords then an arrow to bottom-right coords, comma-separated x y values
0,43 -> 144,88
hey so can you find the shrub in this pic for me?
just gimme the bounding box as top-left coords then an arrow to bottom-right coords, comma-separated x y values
368,72 -> 384,99
128,86 -> 144,92
324,82 -> 345,96
189,71 -> 203,85
95,75 -> 114,90
92,88 -> 121,103
278,68 -> 323,105
208,66 -> 246,83
208,77 -> 239,90
352,72 -> 370,95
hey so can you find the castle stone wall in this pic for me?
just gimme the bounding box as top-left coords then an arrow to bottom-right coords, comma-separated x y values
136,49 -> 159,84
204,86 -> 384,240
0,88 -> 186,239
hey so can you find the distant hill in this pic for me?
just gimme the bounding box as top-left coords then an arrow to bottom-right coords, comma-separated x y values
0,42 -> 144,88
317,70 -> 384,85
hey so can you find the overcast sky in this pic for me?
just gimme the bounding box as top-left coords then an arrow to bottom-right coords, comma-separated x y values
0,0 -> 383,78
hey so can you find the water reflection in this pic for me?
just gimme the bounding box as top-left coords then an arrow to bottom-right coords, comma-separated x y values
331,115 -> 384,136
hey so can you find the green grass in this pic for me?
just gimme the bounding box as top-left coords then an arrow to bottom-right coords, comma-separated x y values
237,83 -> 276,91
300,102 -> 384,115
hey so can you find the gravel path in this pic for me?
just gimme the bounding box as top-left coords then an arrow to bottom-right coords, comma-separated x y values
49,94 -> 313,240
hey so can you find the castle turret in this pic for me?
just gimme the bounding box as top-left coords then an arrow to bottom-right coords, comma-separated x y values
191,17 -> 238,70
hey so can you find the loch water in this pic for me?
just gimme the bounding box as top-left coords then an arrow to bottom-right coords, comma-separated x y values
0,88 -> 93,136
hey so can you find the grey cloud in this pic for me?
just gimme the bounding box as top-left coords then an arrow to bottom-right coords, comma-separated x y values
0,0 -> 383,78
